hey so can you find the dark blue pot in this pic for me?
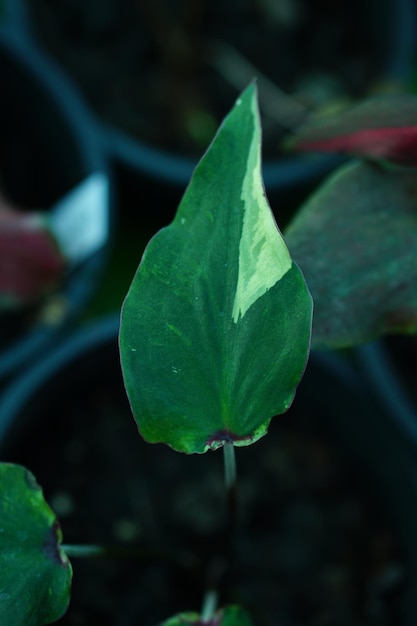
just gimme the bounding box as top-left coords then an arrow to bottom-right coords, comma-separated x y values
0,27 -> 114,382
0,314 -> 121,446
2,0 -> 30,36
1,315 -> 417,623
100,0 -> 417,202
355,338 -> 417,456
10,0 -> 417,212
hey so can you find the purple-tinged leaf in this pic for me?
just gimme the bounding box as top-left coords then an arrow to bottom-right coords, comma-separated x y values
0,196 -> 66,309
287,94 -> 417,166
284,160 -> 417,348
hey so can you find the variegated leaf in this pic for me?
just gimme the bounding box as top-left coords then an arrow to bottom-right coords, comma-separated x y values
120,84 -> 312,454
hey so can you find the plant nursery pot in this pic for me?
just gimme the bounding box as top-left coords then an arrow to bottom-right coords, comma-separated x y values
0,27 -> 113,382
1,315 -> 417,625
21,0 -> 417,214
2,0 -> 31,37
354,337 -> 417,459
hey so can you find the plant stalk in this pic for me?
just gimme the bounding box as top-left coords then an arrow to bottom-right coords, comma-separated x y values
61,544 -> 105,558
200,589 -> 218,622
61,543 -> 198,570
223,441 -> 238,551
223,441 -> 237,492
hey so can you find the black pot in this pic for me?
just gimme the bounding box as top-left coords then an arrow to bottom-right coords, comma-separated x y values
1,315 -> 417,625
15,0 -> 417,217
0,27 -> 114,382
355,338 -> 417,457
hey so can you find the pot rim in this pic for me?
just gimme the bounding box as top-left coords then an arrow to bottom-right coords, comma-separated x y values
5,0 -> 417,197
2,314 -> 417,619
0,28 -> 114,381
99,0 -> 417,193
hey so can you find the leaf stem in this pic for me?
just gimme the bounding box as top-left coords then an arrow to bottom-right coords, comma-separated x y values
223,441 -> 236,492
61,543 -> 198,570
200,589 -> 218,622
61,544 -> 105,558
223,441 -> 238,552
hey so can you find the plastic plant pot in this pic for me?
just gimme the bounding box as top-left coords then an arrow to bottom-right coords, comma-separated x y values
354,338 -> 417,458
1,0 -> 30,37
19,0 -> 417,215
1,315 -> 417,623
0,26 -> 113,382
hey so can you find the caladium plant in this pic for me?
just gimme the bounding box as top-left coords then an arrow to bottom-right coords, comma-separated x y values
0,463 -> 72,625
0,84 -> 312,624
284,92 -> 417,348
3,85 -> 417,625
119,83 -> 312,454
286,93 -> 417,166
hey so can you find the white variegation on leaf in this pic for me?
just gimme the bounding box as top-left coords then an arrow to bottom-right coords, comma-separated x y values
233,95 -> 292,323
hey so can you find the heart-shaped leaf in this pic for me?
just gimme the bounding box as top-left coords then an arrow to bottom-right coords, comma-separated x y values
160,604 -> 253,625
287,94 -> 417,166
120,84 -> 312,454
285,160 -> 417,348
0,463 -> 72,625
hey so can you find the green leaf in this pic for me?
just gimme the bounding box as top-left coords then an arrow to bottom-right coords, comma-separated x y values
286,94 -> 417,166
160,604 -> 254,625
285,160 -> 417,348
120,83 -> 312,454
0,463 -> 72,626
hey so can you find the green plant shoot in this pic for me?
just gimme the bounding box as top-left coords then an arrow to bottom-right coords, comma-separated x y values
160,604 -> 254,626
119,83 -> 312,454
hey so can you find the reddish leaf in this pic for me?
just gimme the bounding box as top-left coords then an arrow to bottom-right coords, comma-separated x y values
287,94 -> 417,166
0,196 -> 65,309
284,161 -> 417,348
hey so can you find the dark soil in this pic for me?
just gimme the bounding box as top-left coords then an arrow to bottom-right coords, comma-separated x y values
27,0 -> 383,157
3,344 -> 407,626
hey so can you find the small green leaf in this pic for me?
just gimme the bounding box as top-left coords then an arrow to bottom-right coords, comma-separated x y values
120,84 -> 312,454
160,604 -> 254,625
285,160 -> 417,348
0,463 -> 72,625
